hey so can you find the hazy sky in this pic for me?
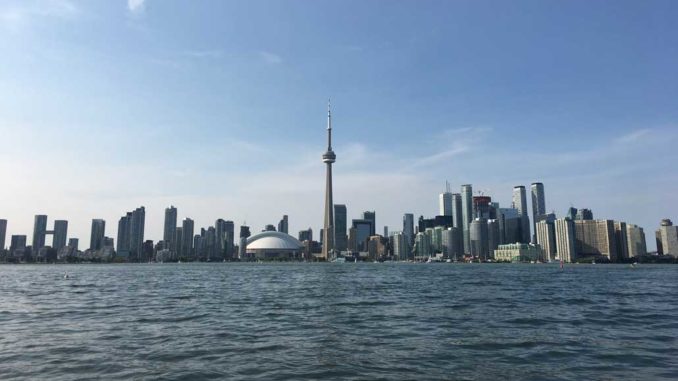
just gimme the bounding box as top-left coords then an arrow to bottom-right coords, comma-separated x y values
1,0 -> 676,250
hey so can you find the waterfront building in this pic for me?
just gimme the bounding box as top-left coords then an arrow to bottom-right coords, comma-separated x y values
68,238 -> 79,251
391,232 -> 407,261
574,220 -> 618,261
494,243 -> 543,263
487,219 -> 500,259
451,193 -> 463,229
535,220 -> 556,261
614,222 -> 629,261
656,230 -> 663,255
0,219 -> 6,250
496,207 -> 522,245
116,207 -> 145,261
215,219 -> 227,258
469,217 -> 489,260
403,213 -> 414,250
352,219 -> 372,252
244,231 -> 304,260
432,226 -> 444,253
334,204 -> 348,251
554,218 -> 576,263
32,215 -> 48,251
174,227 -> 183,258
512,186 -> 531,243
461,184 -> 473,254
52,220 -> 68,251
10,235 -> 27,257
264,224 -> 276,232
367,236 -> 386,260
442,227 -> 463,260
626,224 -> 647,257
90,219 -> 106,251
531,182 -> 546,243
164,206 -> 177,252
321,102 -> 337,261
362,211 -> 376,236
439,183 -> 453,216
182,218 -> 195,259
414,231 -> 432,258
277,215 -> 289,234
117,213 -> 130,255
657,219 -> 678,256
298,228 -> 313,242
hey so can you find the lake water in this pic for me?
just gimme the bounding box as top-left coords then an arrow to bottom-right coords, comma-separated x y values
0,263 -> 676,380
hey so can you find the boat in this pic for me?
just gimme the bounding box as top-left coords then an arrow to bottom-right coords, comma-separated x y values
332,257 -> 346,263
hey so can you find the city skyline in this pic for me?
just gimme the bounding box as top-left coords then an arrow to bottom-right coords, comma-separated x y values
1,1 -> 677,250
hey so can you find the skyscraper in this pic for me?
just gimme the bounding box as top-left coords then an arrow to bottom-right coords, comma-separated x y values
469,217 -> 488,260
175,227 -> 183,258
0,219 -> 7,251
182,218 -> 195,259
32,215 -> 48,251
536,220 -> 556,261
52,220 -> 68,251
117,213 -> 131,254
116,207 -> 145,260
451,193 -> 463,229
322,101 -> 336,261
164,206 -> 177,251
576,208 -> 593,221
531,182 -> 546,243
403,213 -> 414,251
363,211 -> 376,236
626,224 -> 647,258
512,186 -> 531,243
614,222 -> 629,262
554,218 -> 577,263
574,220 -> 618,261
277,215 -> 289,234
90,219 -> 106,251
439,182 -> 453,216
351,219 -> 372,252
239,225 -> 251,259
334,204 -> 348,251
657,219 -> 678,257
461,184 -> 473,254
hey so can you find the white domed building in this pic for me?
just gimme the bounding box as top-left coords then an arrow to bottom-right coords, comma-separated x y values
244,231 -> 305,260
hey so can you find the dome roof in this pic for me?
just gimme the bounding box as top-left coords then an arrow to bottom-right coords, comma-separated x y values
246,231 -> 304,250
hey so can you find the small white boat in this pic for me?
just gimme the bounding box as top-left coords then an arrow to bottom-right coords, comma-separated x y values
332,257 -> 346,263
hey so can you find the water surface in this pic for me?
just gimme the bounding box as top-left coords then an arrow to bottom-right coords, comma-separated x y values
0,263 -> 676,380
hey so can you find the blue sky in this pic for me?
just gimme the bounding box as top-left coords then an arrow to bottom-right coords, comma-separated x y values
0,0 -> 676,249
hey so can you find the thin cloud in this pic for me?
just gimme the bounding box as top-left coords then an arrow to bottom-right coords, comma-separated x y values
128,0 -> 146,14
616,128 -> 652,144
0,0 -> 79,32
407,145 -> 470,169
258,51 -> 283,64
181,49 -> 223,59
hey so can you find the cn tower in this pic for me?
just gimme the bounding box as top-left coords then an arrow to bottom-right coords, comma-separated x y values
321,100 -> 336,261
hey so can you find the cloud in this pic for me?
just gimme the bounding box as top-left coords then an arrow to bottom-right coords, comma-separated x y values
407,145 -> 470,169
258,51 -> 282,64
181,49 -> 223,59
128,0 -> 146,13
0,0 -> 79,32
615,128 -> 652,144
